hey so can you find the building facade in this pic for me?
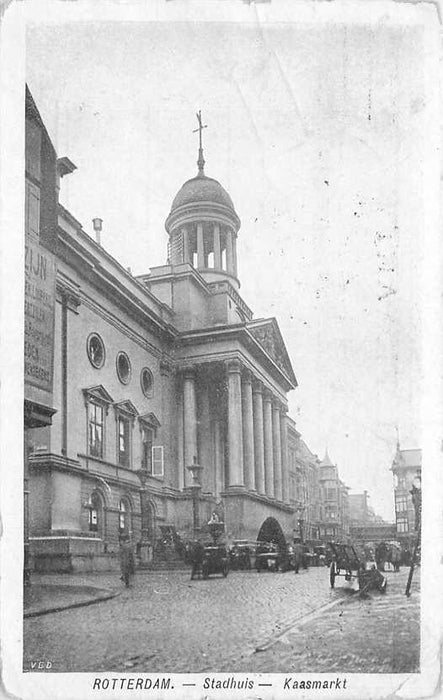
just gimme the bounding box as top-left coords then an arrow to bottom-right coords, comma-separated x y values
391,447 -> 422,544
317,452 -> 350,542
26,91 -> 306,572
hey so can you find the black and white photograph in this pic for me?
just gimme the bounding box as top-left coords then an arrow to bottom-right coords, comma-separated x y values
0,0 -> 442,698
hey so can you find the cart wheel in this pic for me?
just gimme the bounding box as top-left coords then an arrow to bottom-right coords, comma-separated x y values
329,562 -> 336,588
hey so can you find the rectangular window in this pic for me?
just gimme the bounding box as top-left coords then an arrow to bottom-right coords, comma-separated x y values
326,488 -> 336,501
118,417 -> 130,467
25,179 -> 40,239
152,445 -> 164,477
395,496 -> 408,512
397,518 -> 409,533
89,403 -> 103,458
142,428 -> 153,472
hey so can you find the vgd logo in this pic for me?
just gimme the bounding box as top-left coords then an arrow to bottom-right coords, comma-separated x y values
29,660 -> 52,670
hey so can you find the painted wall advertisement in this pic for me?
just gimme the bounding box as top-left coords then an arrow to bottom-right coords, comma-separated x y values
24,236 -> 56,395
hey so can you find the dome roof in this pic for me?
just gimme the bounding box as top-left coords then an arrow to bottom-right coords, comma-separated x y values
170,173 -> 236,213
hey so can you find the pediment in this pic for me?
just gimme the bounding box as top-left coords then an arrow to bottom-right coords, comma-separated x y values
114,400 -> 139,417
139,412 -> 161,429
82,385 -> 114,405
247,318 -> 297,386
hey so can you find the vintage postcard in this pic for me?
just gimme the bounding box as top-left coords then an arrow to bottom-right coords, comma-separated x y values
0,0 -> 441,698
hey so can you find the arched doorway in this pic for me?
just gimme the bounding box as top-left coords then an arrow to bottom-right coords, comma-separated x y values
88,490 -> 105,538
257,517 -> 287,553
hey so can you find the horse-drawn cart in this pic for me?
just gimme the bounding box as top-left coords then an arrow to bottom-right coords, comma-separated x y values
328,542 -> 387,594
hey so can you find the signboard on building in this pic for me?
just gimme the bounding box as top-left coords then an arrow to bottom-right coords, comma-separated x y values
24,236 -> 56,394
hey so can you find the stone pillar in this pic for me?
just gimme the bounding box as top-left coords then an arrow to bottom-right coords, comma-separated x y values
181,227 -> 189,263
183,367 -> 197,487
272,400 -> 283,501
252,379 -> 265,494
233,232 -> 238,278
280,406 -> 290,503
226,359 -> 244,486
197,223 -> 204,268
226,228 -> 234,274
213,223 -> 221,269
263,389 -> 274,498
241,369 -> 255,491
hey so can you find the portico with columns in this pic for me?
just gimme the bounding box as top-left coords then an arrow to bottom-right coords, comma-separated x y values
143,113 -> 299,542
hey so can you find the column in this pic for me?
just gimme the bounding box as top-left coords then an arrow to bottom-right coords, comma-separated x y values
181,227 -> 189,263
280,406 -> 290,503
272,400 -> 283,501
232,232 -> 238,278
241,369 -> 255,490
183,367 -> 197,487
226,359 -> 244,486
197,223 -> 204,268
263,388 -> 274,497
226,228 -> 234,274
213,223 -> 221,269
252,379 -> 265,494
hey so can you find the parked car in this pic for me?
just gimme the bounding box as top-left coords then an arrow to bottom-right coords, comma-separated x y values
255,541 -> 280,572
229,541 -> 253,570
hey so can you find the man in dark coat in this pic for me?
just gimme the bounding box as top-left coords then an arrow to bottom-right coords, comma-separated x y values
190,540 -> 205,580
119,535 -> 135,587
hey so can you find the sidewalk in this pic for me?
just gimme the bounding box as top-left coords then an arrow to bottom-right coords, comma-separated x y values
24,580 -> 119,617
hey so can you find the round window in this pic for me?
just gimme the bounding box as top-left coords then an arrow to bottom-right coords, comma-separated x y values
116,351 -> 131,384
141,367 -> 153,397
87,333 -> 105,369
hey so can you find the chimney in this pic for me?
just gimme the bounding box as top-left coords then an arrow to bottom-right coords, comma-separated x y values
92,217 -> 103,246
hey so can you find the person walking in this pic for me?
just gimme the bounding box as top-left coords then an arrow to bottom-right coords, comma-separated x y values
119,535 -> 135,587
293,538 -> 304,574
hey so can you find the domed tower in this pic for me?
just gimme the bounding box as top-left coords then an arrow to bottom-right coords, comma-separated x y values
165,112 -> 241,290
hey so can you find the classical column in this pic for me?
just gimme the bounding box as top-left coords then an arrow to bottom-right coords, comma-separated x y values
181,227 -> 189,263
280,406 -> 290,503
263,389 -> 274,497
226,359 -> 244,486
241,369 -> 255,491
272,400 -> 283,501
232,232 -> 238,278
226,228 -> 234,274
252,379 -> 265,494
183,367 -> 198,487
213,223 -> 221,269
197,223 -> 204,268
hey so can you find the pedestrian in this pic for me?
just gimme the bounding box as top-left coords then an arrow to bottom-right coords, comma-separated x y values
293,538 -> 303,574
190,539 -> 205,580
119,535 -> 135,587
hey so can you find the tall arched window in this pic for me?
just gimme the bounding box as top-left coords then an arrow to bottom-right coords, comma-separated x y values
119,498 -> 131,535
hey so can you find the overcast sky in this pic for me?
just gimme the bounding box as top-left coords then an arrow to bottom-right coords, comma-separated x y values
25,6 -> 428,520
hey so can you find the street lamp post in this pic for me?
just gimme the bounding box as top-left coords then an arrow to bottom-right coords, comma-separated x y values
135,467 -> 151,565
186,457 -> 203,538
293,504 -> 305,544
406,473 -> 421,597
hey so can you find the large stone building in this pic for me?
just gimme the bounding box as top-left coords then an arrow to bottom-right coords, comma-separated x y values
317,451 -> 350,542
391,446 -> 422,544
26,90 -> 305,572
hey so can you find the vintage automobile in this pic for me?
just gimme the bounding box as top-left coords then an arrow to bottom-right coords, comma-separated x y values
255,541 -> 281,572
229,540 -> 253,570
201,544 -> 229,578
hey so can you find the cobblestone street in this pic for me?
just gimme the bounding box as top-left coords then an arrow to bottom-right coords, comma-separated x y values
23,566 -> 419,674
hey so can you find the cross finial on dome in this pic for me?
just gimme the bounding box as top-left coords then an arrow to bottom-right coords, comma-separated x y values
193,110 -> 207,176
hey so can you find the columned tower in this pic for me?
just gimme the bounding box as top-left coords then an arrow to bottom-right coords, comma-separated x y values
165,112 -> 241,290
